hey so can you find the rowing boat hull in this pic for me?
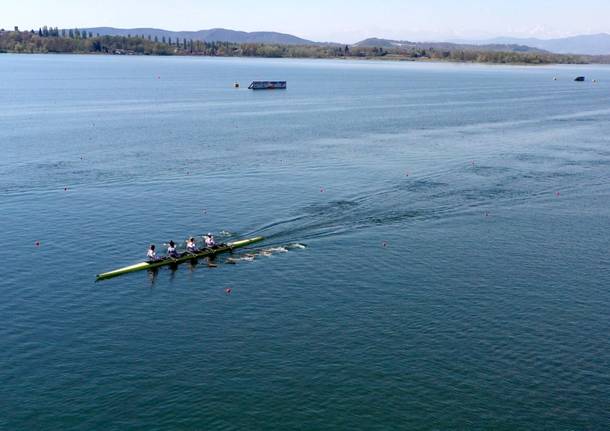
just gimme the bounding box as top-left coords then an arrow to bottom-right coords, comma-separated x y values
96,237 -> 264,281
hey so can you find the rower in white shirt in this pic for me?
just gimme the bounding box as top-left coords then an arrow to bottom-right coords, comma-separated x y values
186,237 -> 199,254
167,240 -> 180,258
204,233 -> 216,249
147,245 -> 161,261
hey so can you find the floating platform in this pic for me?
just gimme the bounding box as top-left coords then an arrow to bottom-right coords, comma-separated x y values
248,81 -> 287,90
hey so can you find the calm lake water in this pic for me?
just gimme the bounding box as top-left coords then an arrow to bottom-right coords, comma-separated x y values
1,54 -> 609,430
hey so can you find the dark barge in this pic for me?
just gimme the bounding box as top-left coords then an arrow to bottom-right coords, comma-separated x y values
248,81 -> 287,90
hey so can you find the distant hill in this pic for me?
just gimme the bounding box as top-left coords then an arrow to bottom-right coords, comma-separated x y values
354,38 -> 408,48
478,34 -> 610,55
354,38 -> 544,53
79,27 -> 316,45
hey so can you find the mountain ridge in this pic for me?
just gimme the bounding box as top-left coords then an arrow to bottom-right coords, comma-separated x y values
463,33 -> 610,55
79,27 -> 316,45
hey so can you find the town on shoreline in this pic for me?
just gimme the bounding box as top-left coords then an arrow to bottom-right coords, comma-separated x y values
1,26 -> 608,65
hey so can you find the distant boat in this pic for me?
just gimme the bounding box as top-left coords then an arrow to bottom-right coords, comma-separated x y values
574,76 -> 585,82
248,81 -> 287,90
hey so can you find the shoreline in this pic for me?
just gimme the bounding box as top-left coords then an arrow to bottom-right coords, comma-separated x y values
0,50 -> 596,66
1,31 -> 601,66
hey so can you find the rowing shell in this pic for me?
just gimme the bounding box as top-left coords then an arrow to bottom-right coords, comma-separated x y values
96,237 -> 264,281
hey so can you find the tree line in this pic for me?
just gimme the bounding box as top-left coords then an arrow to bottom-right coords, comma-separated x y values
0,28 -> 604,64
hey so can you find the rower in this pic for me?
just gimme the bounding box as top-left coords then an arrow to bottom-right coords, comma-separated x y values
204,233 -> 216,249
147,244 -> 161,261
186,237 -> 199,254
167,240 -> 180,258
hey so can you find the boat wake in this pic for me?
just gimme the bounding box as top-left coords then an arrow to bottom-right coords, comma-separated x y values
241,150 -> 598,245
224,243 -> 306,265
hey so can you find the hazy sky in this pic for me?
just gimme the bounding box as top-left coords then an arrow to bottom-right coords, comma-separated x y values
3,0 -> 609,43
